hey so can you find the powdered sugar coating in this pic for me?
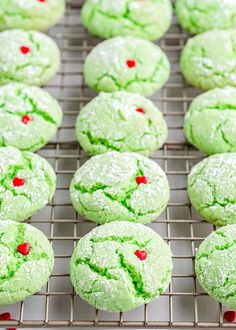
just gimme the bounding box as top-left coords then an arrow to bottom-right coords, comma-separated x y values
81,0 -> 172,41
70,152 -> 170,224
0,0 -> 65,31
176,0 -> 236,34
0,146 -> 56,222
184,86 -> 236,155
70,221 -> 172,312
0,220 -> 54,306
84,36 -> 170,96
76,91 -> 167,156
0,83 -> 63,151
188,153 -> 236,226
195,225 -> 236,309
0,29 -> 60,86
180,29 -> 236,90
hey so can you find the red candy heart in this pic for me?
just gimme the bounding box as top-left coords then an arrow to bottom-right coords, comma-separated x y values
0,312 -> 11,321
38,0 -> 46,2
136,107 -> 145,114
126,59 -> 136,68
224,311 -> 236,323
17,243 -> 30,256
20,46 -> 30,55
13,177 -> 25,187
135,250 -> 147,261
21,115 -> 32,125
136,176 -> 148,185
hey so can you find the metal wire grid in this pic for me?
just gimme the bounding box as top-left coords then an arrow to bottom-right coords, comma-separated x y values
0,0 -> 231,328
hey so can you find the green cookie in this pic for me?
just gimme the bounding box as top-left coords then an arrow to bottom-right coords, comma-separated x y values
0,83 -> 63,152
176,0 -> 236,34
81,0 -> 172,41
195,225 -> 236,309
0,0 -> 65,31
184,86 -> 236,155
188,153 -> 236,226
0,220 -> 54,306
0,29 -> 60,86
180,29 -> 236,90
76,91 -> 167,156
70,152 -> 170,224
0,146 -> 56,222
70,221 -> 173,312
84,36 -> 170,96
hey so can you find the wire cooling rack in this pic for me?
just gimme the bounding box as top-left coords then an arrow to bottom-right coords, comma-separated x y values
0,0 -> 231,328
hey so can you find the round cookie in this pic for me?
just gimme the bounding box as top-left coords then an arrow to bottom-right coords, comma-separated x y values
0,0 -> 65,31
184,87 -> 236,155
188,153 -> 236,226
0,29 -> 60,86
180,29 -> 236,90
76,91 -> 167,156
70,221 -> 173,312
0,83 -> 63,152
70,152 -> 170,224
176,0 -> 236,35
0,146 -> 56,222
81,0 -> 172,41
84,36 -> 170,96
0,220 -> 54,306
195,225 -> 236,309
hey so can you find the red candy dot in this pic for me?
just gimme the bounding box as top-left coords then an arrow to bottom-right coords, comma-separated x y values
17,243 -> 30,256
0,312 -> 11,321
13,177 -> 25,187
20,46 -> 30,55
224,311 -> 236,323
8,328 -> 16,330
136,176 -> 148,185
126,59 -> 136,68
21,115 -> 32,125
38,0 -> 46,2
136,107 -> 145,114
135,250 -> 147,261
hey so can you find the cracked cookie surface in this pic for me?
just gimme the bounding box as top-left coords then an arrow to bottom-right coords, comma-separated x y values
76,91 -> 167,156
70,221 -> 172,312
0,83 -> 63,152
84,36 -> 170,96
0,29 -> 60,86
188,153 -> 236,226
184,87 -> 236,155
195,225 -> 236,309
0,146 -> 56,222
70,152 -> 170,224
176,0 -> 236,34
180,29 -> 236,90
0,220 -> 54,306
81,0 -> 172,41
0,0 -> 65,31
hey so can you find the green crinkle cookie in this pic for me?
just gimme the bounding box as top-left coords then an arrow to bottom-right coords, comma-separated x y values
195,225 -> 236,309
0,146 -> 56,222
70,221 -> 173,312
180,29 -> 236,90
84,36 -> 170,96
0,29 -> 60,86
176,0 -> 236,35
70,152 -> 170,224
0,0 -> 65,31
0,220 -> 54,306
188,153 -> 236,226
76,91 -> 167,156
81,0 -> 172,41
0,83 -> 63,152
184,86 -> 236,155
